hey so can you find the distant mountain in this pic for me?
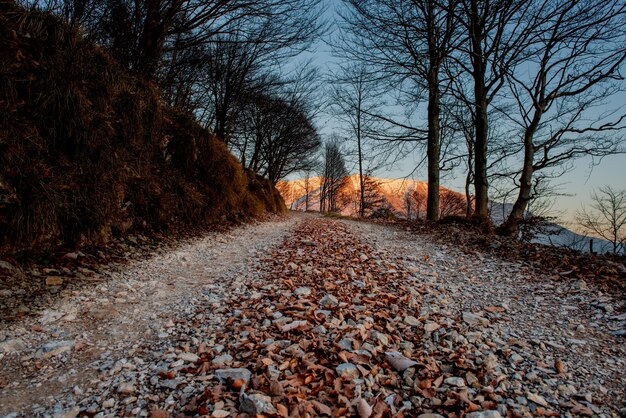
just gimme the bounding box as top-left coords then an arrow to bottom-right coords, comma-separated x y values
277,175 -> 466,218
279,176 -> 620,255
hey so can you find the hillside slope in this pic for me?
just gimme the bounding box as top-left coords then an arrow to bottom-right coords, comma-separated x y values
0,5 -> 284,255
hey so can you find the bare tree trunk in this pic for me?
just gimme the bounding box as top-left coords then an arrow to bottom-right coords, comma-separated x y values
357,105 -> 365,218
426,62 -> 440,221
468,0 -> 489,224
500,113 -> 541,235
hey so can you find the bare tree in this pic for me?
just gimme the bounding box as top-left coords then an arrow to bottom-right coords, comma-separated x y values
339,0 -> 460,221
577,186 -> 626,256
328,64 -> 383,217
499,0 -> 626,235
319,141 -> 349,213
235,90 -> 321,184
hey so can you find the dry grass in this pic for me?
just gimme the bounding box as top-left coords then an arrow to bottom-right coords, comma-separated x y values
0,4 -> 285,256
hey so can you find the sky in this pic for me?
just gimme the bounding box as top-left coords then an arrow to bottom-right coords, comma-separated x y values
301,0 -> 626,225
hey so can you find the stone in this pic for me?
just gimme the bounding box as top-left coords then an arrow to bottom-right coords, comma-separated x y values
336,363 -> 359,380
466,371 -> 480,388
337,339 -> 353,350
102,399 -> 115,408
417,415 -> 445,418
527,393 -> 548,407
215,368 -> 252,384
239,393 -> 277,415
320,294 -> 339,307
424,322 -> 440,332
294,287 -> 311,297
0,338 -> 26,354
117,383 -> 136,394
444,377 -> 466,387
45,276 -> 64,286
36,340 -> 74,358
212,354 -> 233,366
463,312 -> 490,327
404,316 -> 420,326
465,411 -> 502,418
509,353 -> 523,365
178,352 -> 199,363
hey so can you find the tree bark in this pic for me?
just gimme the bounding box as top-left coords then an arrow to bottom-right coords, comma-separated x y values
499,112 -> 542,235
469,0 -> 489,224
426,5 -> 440,222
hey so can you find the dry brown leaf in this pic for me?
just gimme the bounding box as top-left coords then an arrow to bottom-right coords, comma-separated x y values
385,351 -> 418,371
311,400 -> 332,415
355,398 -> 372,418
276,403 -> 289,417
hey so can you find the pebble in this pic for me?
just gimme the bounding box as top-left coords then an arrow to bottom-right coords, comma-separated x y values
444,377 -> 466,387
336,363 -> 359,380
465,411 -> 502,418
424,322 -> 440,332
404,316 -> 420,326
211,353 -> 233,366
463,311 -> 490,327
294,287 -> 311,297
177,353 -> 199,362
527,392 -> 549,407
239,393 -> 277,415
214,368 -> 252,384
320,294 -> 339,307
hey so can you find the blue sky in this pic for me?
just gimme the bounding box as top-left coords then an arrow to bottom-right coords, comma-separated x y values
302,0 -> 626,224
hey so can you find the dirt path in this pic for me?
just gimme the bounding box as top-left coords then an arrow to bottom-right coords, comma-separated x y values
1,214 -> 624,417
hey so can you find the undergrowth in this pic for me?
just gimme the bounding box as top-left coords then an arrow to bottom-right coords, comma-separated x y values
0,4 -> 285,256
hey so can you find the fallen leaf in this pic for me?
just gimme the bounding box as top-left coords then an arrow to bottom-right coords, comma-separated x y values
356,398 -> 372,418
385,351 -> 419,371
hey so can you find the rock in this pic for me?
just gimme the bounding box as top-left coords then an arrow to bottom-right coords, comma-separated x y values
418,415 -> 445,418
466,371 -> 480,388
404,316 -> 420,326
294,287 -> 311,297
239,393 -> 277,415
320,294 -> 339,307
463,312 -> 490,327
527,393 -> 548,407
215,368 -> 252,384
36,340 -> 74,358
465,411 -> 502,418
0,338 -> 26,354
424,322 -> 440,332
178,352 -> 199,363
509,353 -> 523,365
53,406 -> 80,418
45,276 -> 64,286
102,399 -> 115,408
444,377 -> 466,387
117,383 -> 136,394
337,339 -> 353,350
371,330 -> 389,346
212,353 -> 233,366
359,254 -> 368,262
336,363 -> 360,380
212,411 -> 230,418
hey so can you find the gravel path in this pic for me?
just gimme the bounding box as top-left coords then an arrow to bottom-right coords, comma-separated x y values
0,213 -> 624,417
0,213 -> 303,416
